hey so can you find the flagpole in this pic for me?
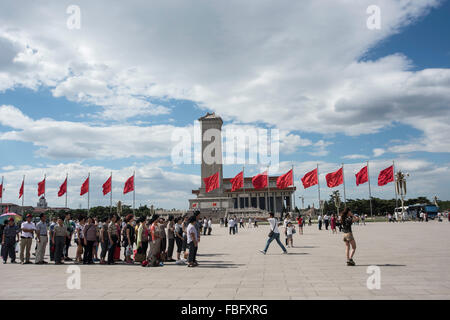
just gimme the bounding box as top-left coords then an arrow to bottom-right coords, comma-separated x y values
242,166 -> 246,209
292,165 -> 296,212
342,163 -> 347,206
22,175 -> 25,215
267,164 -> 270,213
110,172 -> 113,215
133,171 -> 136,215
87,172 -> 90,214
65,173 -> 68,208
1,176 -> 3,211
43,173 -> 46,200
317,163 -> 322,216
367,161 -> 373,217
393,160 -> 398,209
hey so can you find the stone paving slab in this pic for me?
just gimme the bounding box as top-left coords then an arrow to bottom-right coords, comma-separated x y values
1,221 -> 450,299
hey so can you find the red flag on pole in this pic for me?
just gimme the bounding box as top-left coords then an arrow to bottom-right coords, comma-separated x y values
19,179 -> 24,199
277,169 -> 293,189
378,165 -> 394,186
230,171 -> 243,192
203,171 -> 220,193
58,178 -> 67,197
325,167 -> 343,188
301,168 -> 318,189
355,166 -> 368,186
123,175 -> 135,194
252,171 -> 268,189
0,183 -> 3,199
38,178 -> 46,197
102,176 -> 112,195
80,176 -> 89,196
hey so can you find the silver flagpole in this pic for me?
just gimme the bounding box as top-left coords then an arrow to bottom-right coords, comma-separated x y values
133,171 -> 136,215
1,176 -> 3,212
87,172 -> 90,214
110,172 -> 113,215
342,163 -> 347,206
367,161 -> 373,217
317,163 -> 322,215
22,175 -> 25,214
267,164 -> 270,212
43,173 -> 46,200
393,160 -> 398,209
65,173 -> 68,208
242,166 -> 245,209
292,165 -> 296,211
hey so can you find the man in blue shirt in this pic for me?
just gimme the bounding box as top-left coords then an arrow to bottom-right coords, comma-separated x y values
2,218 -> 20,263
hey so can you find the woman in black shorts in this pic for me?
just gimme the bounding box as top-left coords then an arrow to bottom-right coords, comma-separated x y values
340,208 -> 359,266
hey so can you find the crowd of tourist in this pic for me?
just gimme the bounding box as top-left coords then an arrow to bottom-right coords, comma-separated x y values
1,211 -> 213,268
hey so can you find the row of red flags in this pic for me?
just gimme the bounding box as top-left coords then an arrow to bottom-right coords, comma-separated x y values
203,165 -> 395,193
1,174 -> 136,199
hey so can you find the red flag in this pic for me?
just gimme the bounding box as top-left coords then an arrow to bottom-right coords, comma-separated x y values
326,167 -> 343,188
252,171 -> 268,189
0,183 -> 3,199
5,206 -> 8,213
301,168 -> 318,189
355,166 -> 368,186
230,171 -> 243,192
58,178 -> 67,197
38,178 -> 46,196
19,179 -> 24,199
378,165 -> 394,186
102,176 -> 112,195
277,169 -> 293,189
80,176 -> 89,196
203,171 -> 220,193
123,175 -> 135,194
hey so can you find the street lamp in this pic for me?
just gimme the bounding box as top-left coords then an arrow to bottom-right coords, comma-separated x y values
333,190 -> 341,216
395,171 -> 409,219
299,196 -> 304,210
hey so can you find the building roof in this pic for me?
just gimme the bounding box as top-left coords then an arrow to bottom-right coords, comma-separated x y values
198,112 -> 223,123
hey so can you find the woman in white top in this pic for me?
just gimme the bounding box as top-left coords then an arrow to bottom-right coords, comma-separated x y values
260,212 -> 287,254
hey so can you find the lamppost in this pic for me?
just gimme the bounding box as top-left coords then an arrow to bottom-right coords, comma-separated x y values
299,196 -> 304,210
395,171 -> 409,219
333,190 -> 341,216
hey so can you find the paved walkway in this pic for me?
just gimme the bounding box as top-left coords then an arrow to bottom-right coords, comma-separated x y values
1,221 -> 450,299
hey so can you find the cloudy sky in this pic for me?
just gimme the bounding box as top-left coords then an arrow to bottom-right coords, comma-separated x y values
0,0 -> 449,210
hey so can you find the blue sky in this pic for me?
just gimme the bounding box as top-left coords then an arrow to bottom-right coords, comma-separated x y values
0,0 -> 449,209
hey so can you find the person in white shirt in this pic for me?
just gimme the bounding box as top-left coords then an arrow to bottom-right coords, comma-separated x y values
248,217 -> 253,228
318,215 -> 323,230
20,214 -> 36,264
187,216 -> 199,267
207,218 -> 212,235
260,212 -> 287,254
286,222 -> 295,248
228,218 -> 235,235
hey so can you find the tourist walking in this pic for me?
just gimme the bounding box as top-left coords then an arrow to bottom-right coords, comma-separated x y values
324,214 -> 329,230
83,216 -> 97,264
53,217 -> 68,264
20,214 -> 36,264
248,217 -> 253,228
187,216 -> 199,267
340,208 -> 358,266
2,218 -> 19,263
99,217 -> 110,264
48,216 -> 57,261
74,216 -> 85,263
234,216 -> 238,234
207,217 -> 212,235
35,213 -> 49,264
122,214 -> 135,264
107,214 -> 119,265
260,212 -> 288,255
317,214 -> 323,230
167,215 -> 176,262
330,214 -> 337,234
203,217 -> 208,235
228,217 -> 235,235
296,215 -> 303,235
174,217 -> 185,264
286,222 -> 295,248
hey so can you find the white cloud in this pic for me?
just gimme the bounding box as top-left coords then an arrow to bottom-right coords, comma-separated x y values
373,148 -> 386,157
342,154 -> 369,160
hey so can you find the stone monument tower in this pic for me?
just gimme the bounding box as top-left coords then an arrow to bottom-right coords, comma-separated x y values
198,112 -> 224,197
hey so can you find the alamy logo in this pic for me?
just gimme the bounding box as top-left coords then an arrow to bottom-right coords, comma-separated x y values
366,265 -> 381,290
366,5 -> 381,30
66,5 -> 81,30
66,265 -> 81,289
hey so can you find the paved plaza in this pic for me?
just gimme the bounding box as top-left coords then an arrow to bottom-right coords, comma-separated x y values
1,221 -> 450,300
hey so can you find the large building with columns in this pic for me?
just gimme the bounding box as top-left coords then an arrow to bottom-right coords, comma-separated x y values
188,112 -> 296,217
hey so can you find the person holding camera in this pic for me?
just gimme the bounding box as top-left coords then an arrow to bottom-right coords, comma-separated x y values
340,208 -> 358,266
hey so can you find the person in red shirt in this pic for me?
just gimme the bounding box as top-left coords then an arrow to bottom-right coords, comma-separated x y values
296,216 -> 303,235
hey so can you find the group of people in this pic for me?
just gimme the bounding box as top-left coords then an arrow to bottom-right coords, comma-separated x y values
1,211 -> 211,268
260,209 -> 358,266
